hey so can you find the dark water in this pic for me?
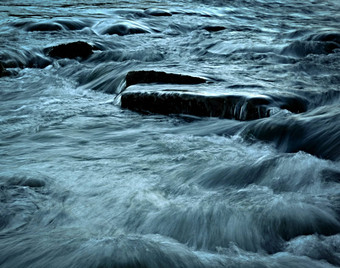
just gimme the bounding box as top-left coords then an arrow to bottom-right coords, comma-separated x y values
0,0 -> 340,267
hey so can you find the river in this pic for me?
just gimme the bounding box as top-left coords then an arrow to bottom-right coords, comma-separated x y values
0,0 -> 340,267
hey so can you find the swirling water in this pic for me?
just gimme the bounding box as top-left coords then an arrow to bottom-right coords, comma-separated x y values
0,0 -> 340,267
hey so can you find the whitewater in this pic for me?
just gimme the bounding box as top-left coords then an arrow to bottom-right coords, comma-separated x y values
0,0 -> 339,267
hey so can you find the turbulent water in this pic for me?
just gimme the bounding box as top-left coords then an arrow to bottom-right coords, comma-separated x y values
1,0 -> 340,267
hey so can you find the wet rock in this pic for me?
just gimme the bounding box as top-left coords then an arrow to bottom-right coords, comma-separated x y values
26,22 -> 63,32
45,41 -> 94,60
55,19 -> 90,30
102,23 -> 150,36
202,26 -> 226,32
121,91 -> 273,120
145,8 -> 172,17
281,40 -> 340,57
271,95 -> 308,114
6,176 -> 46,188
126,70 -> 207,87
242,109 -> 340,161
0,62 -> 10,77
307,32 -> 340,44
0,49 -> 51,69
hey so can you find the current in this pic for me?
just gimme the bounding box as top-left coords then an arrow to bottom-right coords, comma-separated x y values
0,0 -> 340,267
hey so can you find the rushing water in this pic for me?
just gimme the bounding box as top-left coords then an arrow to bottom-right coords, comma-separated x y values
1,0 -> 340,267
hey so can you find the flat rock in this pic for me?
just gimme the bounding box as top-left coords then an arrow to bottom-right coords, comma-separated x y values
121,90 -> 277,120
121,83 -> 308,121
126,70 -> 207,87
45,41 -> 94,59
202,26 -> 226,32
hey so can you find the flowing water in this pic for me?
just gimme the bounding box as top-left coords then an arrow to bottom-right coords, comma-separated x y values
0,0 -> 340,267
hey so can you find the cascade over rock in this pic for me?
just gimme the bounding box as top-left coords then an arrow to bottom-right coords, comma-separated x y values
121,70 -> 308,121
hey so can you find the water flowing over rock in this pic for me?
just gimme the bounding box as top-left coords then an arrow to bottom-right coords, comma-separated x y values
26,22 -> 64,32
45,41 -> 94,59
102,22 -> 151,36
145,8 -> 172,16
242,108 -> 340,161
121,90 -> 307,121
1,0 -> 340,267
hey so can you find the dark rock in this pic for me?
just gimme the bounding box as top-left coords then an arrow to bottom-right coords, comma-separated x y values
26,22 -> 63,32
145,8 -> 172,17
202,26 -> 226,32
242,109 -> 340,161
55,19 -> 90,30
0,63 -> 10,77
102,23 -> 150,36
45,41 -> 93,60
307,32 -> 340,44
281,40 -> 340,57
121,91 -> 273,121
126,70 -> 207,87
321,169 -> 340,183
272,95 -> 308,114
5,176 -> 46,188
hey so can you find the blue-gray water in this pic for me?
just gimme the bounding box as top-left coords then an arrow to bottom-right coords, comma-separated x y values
0,0 -> 340,267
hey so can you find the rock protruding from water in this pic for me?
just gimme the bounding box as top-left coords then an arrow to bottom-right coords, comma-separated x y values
102,23 -> 151,36
121,91 -> 277,120
0,63 -> 10,77
45,41 -> 94,60
26,22 -> 63,32
126,70 -> 207,88
122,70 -> 308,121
202,26 -> 226,32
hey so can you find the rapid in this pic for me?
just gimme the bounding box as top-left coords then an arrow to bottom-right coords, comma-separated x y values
0,0 -> 340,267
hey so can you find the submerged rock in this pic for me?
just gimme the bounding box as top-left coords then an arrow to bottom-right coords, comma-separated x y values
45,41 -> 94,60
145,8 -> 172,17
242,109 -> 340,161
126,70 -> 207,87
102,23 -> 150,36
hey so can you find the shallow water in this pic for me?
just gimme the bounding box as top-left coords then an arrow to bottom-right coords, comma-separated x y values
0,0 -> 340,267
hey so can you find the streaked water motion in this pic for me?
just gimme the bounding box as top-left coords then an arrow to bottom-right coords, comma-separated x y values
0,0 -> 339,267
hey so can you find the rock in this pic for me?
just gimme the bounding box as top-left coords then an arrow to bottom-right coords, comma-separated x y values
0,63 -> 10,77
271,95 -> 308,114
125,70 -> 207,87
45,41 -> 93,59
26,22 -> 63,31
121,91 -> 273,120
55,19 -> 90,30
307,32 -> 340,44
102,23 -> 150,36
242,109 -> 340,161
281,40 -> 340,57
145,8 -> 172,17
202,26 -> 226,32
